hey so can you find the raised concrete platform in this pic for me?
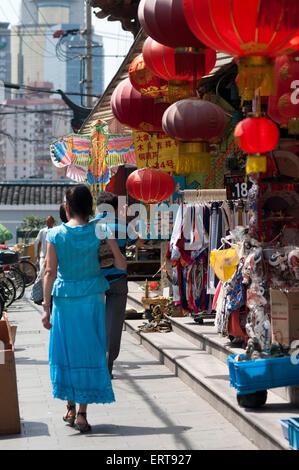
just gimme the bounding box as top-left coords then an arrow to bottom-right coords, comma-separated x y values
124,318 -> 299,450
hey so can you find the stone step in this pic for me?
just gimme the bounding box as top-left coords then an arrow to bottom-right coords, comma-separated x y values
125,299 -> 298,405
124,319 -> 299,451
169,316 -> 245,365
168,316 -> 299,405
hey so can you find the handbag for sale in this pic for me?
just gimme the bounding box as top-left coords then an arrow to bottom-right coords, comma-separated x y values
30,274 -> 43,305
98,240 -> 114,268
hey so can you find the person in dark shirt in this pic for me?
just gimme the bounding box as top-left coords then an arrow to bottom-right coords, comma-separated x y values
94,192 -> 140,378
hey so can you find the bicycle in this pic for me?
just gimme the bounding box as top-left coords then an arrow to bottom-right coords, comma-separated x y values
0,249 -> 26,300
0,270 -> 16,308
17,256 -> 37,287
12,239 -> 38,287
5,265 -> 25,300
0,292 -> 4,320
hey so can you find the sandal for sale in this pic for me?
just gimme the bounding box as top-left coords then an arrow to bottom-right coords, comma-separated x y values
63,404 -> 76,426
75,412 -> 91,433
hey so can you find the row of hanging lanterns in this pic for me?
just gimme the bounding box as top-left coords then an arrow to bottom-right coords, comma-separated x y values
111,0 -> 299,204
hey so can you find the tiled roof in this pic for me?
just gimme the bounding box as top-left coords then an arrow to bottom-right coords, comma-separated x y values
0,182 -> 76,205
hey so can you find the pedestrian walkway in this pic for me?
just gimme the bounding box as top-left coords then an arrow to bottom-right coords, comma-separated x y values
0,293 -> 257,450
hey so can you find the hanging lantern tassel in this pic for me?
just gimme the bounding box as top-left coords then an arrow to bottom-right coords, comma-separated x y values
257,0 -> 299,31
238,57 -> 275,98
174,48 -> 206,77
176,142 -> 211,174
168,80 -> 192,103
246,154 -> 267,175
289,118 -> 299,135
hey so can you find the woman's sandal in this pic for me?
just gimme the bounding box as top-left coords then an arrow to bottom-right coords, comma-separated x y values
75,412 -> 91,433
63,404 -> 76,426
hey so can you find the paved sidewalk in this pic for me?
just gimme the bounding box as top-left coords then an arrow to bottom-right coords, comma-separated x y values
0,293 -> 257,450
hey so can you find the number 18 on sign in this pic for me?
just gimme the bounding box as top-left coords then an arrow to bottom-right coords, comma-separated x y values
224,175 -> 251,200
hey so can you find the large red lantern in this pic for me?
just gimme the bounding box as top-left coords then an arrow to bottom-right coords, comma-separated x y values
234,116 -> 280,173
162,98 -> 228,174
183,0 -> 299,97
126,168 -> 175,204
138,0 -> 211,76
138,0 -> 205,48
111,78 -> 169,133
143,37 -> 216,102
129,54 -> 168,100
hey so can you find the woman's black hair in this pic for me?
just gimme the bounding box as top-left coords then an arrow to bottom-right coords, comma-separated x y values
65,184 -> 93,221
59,203 -> 68,223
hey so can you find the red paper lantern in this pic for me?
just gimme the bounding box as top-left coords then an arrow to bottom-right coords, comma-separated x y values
138,0 -> 212,76
183,0 -> 299,96
234,117 -> 279,154
162,98 -> 228,174
234,115 -> 280,174
129,53 -> 168,99
162,99 -> 227,142
126,167 -> 175,204
143,38 -> 216,82
142,37 -> 216,102
111,78 -> 169,133
138,0 -> 205,48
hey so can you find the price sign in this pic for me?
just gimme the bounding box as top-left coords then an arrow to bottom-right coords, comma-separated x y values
224,175 -> 252,200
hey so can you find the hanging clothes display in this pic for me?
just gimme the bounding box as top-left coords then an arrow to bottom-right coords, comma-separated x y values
168,203 -> 210,315
167,189 -> 244,316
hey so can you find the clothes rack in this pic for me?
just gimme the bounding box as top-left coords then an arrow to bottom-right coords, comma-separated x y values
180,189 -> 227,204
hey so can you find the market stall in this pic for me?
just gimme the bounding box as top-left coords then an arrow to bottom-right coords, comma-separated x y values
49,0 -> 299,418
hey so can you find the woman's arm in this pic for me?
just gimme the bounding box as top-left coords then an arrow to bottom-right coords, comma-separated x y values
41,242 -> 58,330
106,238 -> 127,271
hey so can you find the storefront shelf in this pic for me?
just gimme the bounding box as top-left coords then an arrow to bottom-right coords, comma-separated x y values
227,354 -> 299,395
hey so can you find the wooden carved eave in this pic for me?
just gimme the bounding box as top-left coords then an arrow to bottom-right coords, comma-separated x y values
89,0 -> 141,37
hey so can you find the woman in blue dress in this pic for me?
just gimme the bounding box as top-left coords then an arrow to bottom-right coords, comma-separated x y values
41,185 -> 126,433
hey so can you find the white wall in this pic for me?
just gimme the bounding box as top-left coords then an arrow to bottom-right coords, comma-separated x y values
0,205 -> 60,244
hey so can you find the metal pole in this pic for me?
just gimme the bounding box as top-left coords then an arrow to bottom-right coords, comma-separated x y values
85,1 -> 93,108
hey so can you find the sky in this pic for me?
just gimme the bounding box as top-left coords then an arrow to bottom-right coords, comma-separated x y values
0,0 -> 134,89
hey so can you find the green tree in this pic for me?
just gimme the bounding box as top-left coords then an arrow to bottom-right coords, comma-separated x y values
20,216 -> 53,230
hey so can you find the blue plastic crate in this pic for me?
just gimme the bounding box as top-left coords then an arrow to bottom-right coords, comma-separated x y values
279,419 -> 290,441
288,418 -> 299,450
227,354 -> 299,395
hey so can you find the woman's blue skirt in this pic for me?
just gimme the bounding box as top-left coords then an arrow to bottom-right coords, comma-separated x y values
49,293 -> 115,404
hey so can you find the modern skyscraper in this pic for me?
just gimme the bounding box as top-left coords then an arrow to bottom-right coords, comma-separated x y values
21,0 -> 85,28
0,23 -> 11,98
0,23 -> 11,180
11,0 -> 104,104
